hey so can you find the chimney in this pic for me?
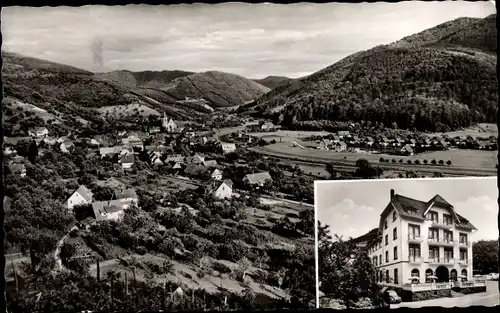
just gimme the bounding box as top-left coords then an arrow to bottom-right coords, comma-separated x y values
390,189 -> 395,200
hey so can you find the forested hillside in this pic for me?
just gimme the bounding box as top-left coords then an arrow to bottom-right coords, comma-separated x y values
253,14 -> 497,132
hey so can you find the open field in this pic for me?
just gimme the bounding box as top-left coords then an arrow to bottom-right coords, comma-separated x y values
429,123 -> 498,139
4,96 -> 63,123
249,130 -> 329,142
249,143 -> 496,176
96,103 -> 161,118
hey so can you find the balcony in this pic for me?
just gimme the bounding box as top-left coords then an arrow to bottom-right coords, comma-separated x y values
458,241 -> 470,248
457,258 -> 471,266
408,256 -> 423,264
427,218 -> 454,229
407,234 -> 424,243
428,258 -> 455,265
428,237 -> 456,247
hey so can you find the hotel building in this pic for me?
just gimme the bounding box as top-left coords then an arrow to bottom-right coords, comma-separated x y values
365,189 -> 477,288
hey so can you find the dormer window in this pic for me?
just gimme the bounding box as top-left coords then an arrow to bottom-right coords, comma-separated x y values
392,211 -> 397,221
426,211 -> 438,223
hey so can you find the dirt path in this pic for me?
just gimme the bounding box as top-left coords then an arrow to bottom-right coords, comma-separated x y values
54,225 -> 78,272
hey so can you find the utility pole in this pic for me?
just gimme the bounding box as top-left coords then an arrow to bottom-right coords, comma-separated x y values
12,261 -> 18,293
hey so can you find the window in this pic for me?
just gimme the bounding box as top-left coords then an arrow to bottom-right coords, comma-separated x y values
444,248 -> 453,262
461,269 -> 468,279
380,270 -> 383,283
384,220 -> 388,229
425,269 -> 433,282
393,246 -> 398,260
409,244 -> 421,260
379,255 -> 382,265
444,230 -> 453,243
385,251 -> 389,263
392,211 -> 397,222
408,224 -> 420,239
459,233 -> 468,245
393,227 -> 397,240
429,247 -> 440,260
386,270 -> 390,283
426,211 -> 438,222
411,269 -> 420,279
460,249 -> 468,261
429,228 -> 439,240
385,235 -> 388,246
394,268 -> 399,284
443,214 -> 453,225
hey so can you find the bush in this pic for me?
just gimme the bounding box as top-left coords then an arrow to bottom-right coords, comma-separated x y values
431,159 -> 437,165
212,261 -> 232,274
446,160 -> 452,166
399,159 -> 403,163
391,159 -> 396,163
136,246 -> 148,255
414,160 -> 421,165
379,158 -> 385,163
423,160 -> 428,164
438,160 -> 444,165
407,160 -> 412,164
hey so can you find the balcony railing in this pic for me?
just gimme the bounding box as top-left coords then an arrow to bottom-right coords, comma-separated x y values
458,241 -> 470,247
457,258 -> 471,266
407,234 -> 423,242
428,258 -> 455,265
408,256 -> 423,263
427,218 -> 454,228
454,280 -> 486,288
402,282 -> 452,292
428,237 -> 456,246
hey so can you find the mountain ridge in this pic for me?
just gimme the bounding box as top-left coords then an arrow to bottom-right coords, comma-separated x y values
253,14 -> 497,132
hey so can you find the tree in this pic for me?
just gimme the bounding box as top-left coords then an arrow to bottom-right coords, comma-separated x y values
423,160 -> 428,164
438,160 -> 445,165
446,160 -> 452,166
473,240 -> 498,274
28,140 -> 39,164
236,257 -> 252,280
431,159 -> 437,165
60,241 -> 77,266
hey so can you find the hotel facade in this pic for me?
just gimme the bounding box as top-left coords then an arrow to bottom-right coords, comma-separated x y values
365,189 -> 478,290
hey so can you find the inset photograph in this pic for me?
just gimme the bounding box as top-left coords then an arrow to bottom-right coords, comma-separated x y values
316,177 -> 499,309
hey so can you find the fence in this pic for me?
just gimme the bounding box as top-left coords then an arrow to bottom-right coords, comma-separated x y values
402,282 -> 452,292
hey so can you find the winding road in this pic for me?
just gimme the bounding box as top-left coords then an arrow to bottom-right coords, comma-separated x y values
54,225 -> 78,272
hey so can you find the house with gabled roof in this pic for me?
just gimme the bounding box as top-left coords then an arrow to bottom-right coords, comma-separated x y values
318,139 -> 332,151
64,185 -> 93,211
220,143 -> 237,154
334,141 -> 347,152
211,168 -> 223,180
114,188 -> 138,204
60,141 -> 75,153
28,127 -> 49,139
186,153 -> 205,165
120,153 -> 135,169
243,171 -> 273,187
92,200 -> 132,222
400,144 -> 414,156
205,179 -> 233,200
337,130 -> 350,138
363,189 -> 477,297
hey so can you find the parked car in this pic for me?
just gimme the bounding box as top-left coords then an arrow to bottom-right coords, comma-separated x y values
487,273 -> 499,281
384,290 -> 402,304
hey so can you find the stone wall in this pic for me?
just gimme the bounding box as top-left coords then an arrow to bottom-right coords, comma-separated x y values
453,286 -> 487,294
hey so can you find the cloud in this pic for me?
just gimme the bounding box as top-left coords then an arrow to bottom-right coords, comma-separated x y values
329,198 -> 375,213
454,196 -> 497,213
454,195 -> 498,241
1,2 -> 495,77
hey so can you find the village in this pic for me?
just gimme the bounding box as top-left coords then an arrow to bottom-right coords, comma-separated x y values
3,111 -> 316,310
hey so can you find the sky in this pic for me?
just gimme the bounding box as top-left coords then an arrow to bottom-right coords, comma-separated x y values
316,177 -> 498,242
1,1 -> 496,78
